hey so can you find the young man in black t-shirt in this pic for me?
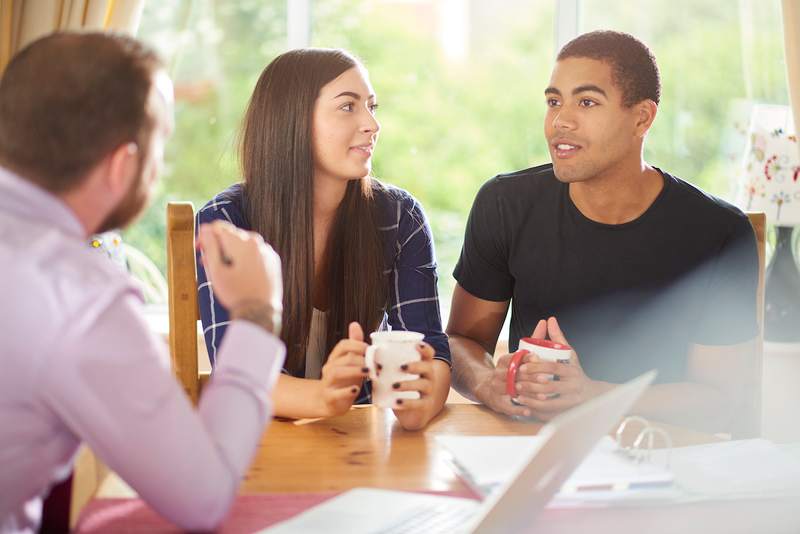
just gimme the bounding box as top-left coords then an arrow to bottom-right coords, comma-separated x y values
447,30 -> 758,432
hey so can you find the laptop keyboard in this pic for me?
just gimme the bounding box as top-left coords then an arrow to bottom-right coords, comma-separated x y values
374,500 -> 478,534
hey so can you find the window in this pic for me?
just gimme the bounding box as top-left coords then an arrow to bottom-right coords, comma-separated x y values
131,0 -> 556,323
127,0 -> 287,271
129,0 -> 789,328
579,0 -> 790,197
309,0 -> 554,317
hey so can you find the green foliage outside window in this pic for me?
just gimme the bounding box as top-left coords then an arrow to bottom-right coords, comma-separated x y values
126,0 -> 788,313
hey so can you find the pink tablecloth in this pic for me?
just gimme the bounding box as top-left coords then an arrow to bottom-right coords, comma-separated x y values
75,490 -> 480,533
75,491 -> 800,534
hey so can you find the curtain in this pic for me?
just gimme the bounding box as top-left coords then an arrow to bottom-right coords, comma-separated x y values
0,0 -> 145,75
783,0 -> 800,138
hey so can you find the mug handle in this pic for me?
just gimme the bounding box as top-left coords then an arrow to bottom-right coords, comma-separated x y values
506,349 -> 529,398
365,345 -> 379,381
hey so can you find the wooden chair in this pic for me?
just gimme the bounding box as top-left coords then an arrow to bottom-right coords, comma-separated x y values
166,201 -> 211,404
739,211 -> 766,438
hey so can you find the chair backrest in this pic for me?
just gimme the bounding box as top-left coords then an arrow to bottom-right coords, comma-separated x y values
739,211 -> 766,438
166,201 -> 202,404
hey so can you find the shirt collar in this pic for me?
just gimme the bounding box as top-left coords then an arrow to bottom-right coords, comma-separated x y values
0,165 -> 86,239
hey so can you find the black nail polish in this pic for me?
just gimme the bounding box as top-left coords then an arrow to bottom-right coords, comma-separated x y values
377,364 -> 383,371
361,367 -> 369,373
400,364 -> 408,371
396,399 -> 403,405
392,382 -> 400,389
351,387 -> 358,394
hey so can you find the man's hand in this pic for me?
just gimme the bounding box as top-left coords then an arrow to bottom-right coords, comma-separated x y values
473,354 -> 532,418
513,317 -> 599,421
471,319 -> 549,418
197,220 -> 283,334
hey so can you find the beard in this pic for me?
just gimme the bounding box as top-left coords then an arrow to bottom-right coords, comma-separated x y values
96,164 -> 152,234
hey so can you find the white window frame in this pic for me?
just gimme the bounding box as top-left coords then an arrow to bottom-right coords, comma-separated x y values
554,0 -> 581,55
291,1 -> 580,54
287,0 -> 311,49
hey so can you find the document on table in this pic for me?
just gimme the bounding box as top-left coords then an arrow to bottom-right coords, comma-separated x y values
436,435 -> 800,507
648,439 -> 800,501
436,435 -> 675,503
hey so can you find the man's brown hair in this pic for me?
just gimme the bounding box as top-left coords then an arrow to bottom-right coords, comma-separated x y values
0,32 -> 163,193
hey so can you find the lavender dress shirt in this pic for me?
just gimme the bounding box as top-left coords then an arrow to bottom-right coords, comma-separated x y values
0,167 -> 285,533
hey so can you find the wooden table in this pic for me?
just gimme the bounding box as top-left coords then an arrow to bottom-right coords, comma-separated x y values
79,406 -> 800,534
94,404 -> 721,498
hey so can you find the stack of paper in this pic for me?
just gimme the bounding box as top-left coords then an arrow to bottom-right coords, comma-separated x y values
436,435 -> 675,506
436,435 -> 800,508
648,439 -> 800,501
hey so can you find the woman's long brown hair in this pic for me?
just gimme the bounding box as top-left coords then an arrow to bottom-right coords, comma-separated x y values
239,48 -> 387,376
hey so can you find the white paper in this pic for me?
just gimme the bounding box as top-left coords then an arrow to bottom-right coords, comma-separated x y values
436,435 -> 673,497
648,439 -> 800,500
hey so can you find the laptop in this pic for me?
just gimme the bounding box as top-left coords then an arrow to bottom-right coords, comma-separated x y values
261,370 -> 656,534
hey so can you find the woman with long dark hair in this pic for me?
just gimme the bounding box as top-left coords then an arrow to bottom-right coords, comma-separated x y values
196,48 -> 450,430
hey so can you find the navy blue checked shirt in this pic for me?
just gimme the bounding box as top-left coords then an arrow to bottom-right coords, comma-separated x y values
195,182 -> 451,405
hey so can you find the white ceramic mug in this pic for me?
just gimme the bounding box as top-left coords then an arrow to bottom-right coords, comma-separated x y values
518,336 -> 572,381
365,331 -> 424,408
507,337 -> 573,404
518,337 -> 572,363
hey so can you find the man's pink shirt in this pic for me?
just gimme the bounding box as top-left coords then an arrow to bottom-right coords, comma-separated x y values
0,167 -> 285,532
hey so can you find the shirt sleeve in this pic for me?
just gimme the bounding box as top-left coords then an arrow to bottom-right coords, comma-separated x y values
195,199 -> 238,368
39,287 -> 285,531
386,195 -> 451,367
691,213 -> 760,345
453,178 -> 514,301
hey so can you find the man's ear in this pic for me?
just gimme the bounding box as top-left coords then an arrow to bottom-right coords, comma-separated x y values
634,99 -> 658,138
105,142 -> 139,196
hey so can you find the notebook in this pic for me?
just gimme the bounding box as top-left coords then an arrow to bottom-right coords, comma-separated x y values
259,371 -> 656,534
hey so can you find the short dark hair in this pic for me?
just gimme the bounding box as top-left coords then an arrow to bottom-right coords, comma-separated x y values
0,32 -> 163,193
557,30 -> 661,107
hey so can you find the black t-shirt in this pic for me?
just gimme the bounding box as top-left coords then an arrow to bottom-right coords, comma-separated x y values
454,164 -> 759,384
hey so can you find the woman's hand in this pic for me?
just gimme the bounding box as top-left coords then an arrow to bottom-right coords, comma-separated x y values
316,322 -> 369,417
391,342 -> 450,430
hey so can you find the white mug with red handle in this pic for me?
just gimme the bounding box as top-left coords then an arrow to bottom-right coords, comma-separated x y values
507,337 -> 573,400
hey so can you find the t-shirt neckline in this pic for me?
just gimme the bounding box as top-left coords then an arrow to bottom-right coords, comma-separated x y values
564,167 -> 671,230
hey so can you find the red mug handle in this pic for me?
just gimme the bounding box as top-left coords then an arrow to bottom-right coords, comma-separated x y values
506,349 -> 529,397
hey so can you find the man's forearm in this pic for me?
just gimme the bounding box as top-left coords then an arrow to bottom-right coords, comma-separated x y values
587,340 -> 754,433
618,381 -> 732,432
448,334 -> 496,402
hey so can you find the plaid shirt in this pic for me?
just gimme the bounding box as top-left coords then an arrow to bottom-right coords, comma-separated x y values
196,182 -> 450,404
